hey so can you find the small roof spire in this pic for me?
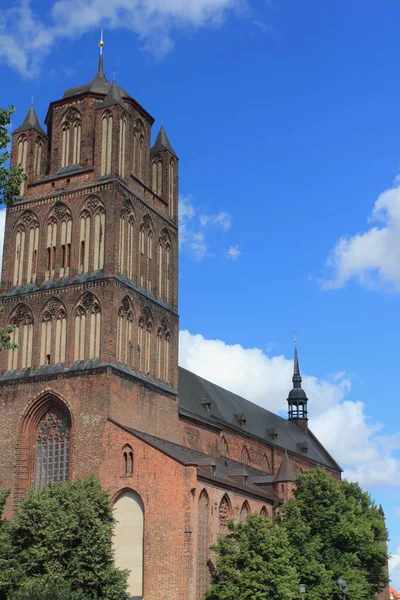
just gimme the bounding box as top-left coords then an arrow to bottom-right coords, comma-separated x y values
293,344 -> 302,388
287,336 -> 308,422
274,450 -> 295,483
151,124 -> 178,158
98,29 -> 104,74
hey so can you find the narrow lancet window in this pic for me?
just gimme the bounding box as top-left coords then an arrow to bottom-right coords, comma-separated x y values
101,113 -> 113,176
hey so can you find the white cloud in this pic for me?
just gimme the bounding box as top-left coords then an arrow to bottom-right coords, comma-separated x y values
0,209 -> 6,277
323,178 -> 400,291
226,244 -> 241,260
200,212 -> 232,230
179,329 -> 400,489
390,549 -> 400,590
0,0 -> 243,76
178,195 -> 234,261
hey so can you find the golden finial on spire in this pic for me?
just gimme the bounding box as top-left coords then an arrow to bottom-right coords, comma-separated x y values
99,29 -> 104,55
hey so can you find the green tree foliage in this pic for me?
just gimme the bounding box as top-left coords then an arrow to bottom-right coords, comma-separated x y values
0,106 -> 26,208
282,467 -> 389,600
0,307 -> 17,352
9,578 -> 88,600
0,477 -> 128,600
204,514 -> 299,600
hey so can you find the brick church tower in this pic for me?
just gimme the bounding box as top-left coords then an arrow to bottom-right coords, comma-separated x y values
0,40 -> 346,600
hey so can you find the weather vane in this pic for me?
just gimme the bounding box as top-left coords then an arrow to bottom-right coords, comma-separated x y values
99,29 -> 104,55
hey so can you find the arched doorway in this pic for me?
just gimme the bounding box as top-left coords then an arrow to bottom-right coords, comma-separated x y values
114,489 -> 144,600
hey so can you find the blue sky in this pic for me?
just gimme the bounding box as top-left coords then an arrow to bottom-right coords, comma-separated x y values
2,0 -> 400,587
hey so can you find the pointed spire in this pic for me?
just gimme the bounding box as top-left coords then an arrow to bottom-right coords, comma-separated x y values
98,29 -> 104,75
14,104 -> 46,136
293,345 -> 302,388
151,125 -> 178,158
287,340 -> 308,423
274,451 -> 295,483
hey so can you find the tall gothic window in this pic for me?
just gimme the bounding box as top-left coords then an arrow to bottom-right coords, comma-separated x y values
34,407 -> 70,490
54,310 -> 67,364
7,305 -> 34,371
34,138 -> 43,176
89,304 -> 101,359
60,217 -> 72,277
61,122 -> 70,168
145,321 -> 152,375
46,218 -> 57,279
122,445 -> 134,476
72,119 -> 81,164
93,209 -> 105,271
137,318 -> 144,372
74,307 -> 86,361
17,135 -> 28,195
165,244 -> 171,303
220,436 -> 228,457
240,501 -> 250,523
219,495 -> 231,536
116,299 -> 134,368
138,310 -> 152,375
158,242 -> 163,299
119,214 -> 125,274
27,223 -> 39,283
79,211 -> 90,273
132,130 -> 137,173
151,156 -> 162,196
118,115 -> 126,178
241,445 -> 250,466
138,135 -> 144,180
197,490 -> 210,598
260,506 -> 268,518
168,159 -> 175,218
101,112 -> 113,176
13,226 -> 26,286
40,312 -> 52,365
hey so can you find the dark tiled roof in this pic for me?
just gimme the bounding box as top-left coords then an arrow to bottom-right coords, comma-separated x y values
96,81 -> 129,112
62,67 -> 131,100
150,126 -> 177,158
14,105 -> 46,136
178,367 -> 341,472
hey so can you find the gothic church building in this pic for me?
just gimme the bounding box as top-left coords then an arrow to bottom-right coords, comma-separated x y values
0,52 -> 341,600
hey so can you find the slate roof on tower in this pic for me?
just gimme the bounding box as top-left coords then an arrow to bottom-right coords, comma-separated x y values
14,104 -> 46,137
62,55 -> 131,100
151,125 -> 178,158
178,366 -> 341,472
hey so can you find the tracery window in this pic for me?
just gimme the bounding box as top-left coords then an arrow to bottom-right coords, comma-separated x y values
197,490 -> 210,598
17,135 -> 28,195
74,293 -> 101,361
151,156 -> 162,196
101,112 -> 113,176
118,115 -> 126,178
219,494 -> 231,536
34,407 -> 70,490
122,445 -> 134,476
34,138 -> 43,176
240,501 -> 250,522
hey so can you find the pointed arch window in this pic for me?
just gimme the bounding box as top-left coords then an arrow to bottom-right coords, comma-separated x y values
145,321 -> 152,375
60,216 -> 72,277
117,301 -> 134,367
138,135 -> 144,180
197,490 -> 210,598
260,506 -> 268,518
27,223 -> 39,283
21,316 -> 33,369
118,115 -> 126,178
54,310 -> 67,364
137,318 -> 144,372
74,307 -> 86,361
101,112 -> 113,176
89,304 -> 101,359
17,135 -> 28,195
241,445 -> 250,466
61,122 -> 70,168
93,208 -> 105,271
156,328 -> 162,380
46,218 -> 57,279
168,159 -> 175,218
34,138 -> 43,176
240,501 -> 250,523
122,445 -> 134,476
165,243 -> 171,303
220,436 -> 228,457
151,156 -> 162,196
126,216 -> 135,280
261,453 -> 270,472
40,312 -> 52,365
119,214 -> 125,274
34,406 -> 70,490
7,306 -> 34,371
7,319 -> 19,371
219,495 -> 231,536
132,130 -> 137,173
72,119 -> 81,164
79,211 -> 90,273
13,226 -> 26,287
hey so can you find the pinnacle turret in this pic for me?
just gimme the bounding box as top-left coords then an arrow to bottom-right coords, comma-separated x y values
287,344 -> 308,423
14,104 -> 46,137
151,125 -> 178,158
